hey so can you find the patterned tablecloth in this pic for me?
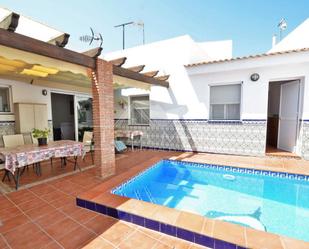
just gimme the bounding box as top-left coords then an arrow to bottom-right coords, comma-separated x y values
0,140 -> 84,174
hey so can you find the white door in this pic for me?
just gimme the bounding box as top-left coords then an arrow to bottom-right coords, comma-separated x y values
278,81 -> 300,152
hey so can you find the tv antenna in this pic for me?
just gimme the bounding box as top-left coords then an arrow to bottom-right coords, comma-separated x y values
79,27 -> 103,48
278,18 -> 287,41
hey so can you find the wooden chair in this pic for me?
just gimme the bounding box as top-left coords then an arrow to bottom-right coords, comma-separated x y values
82,131 -> 94,164
3,134 -> 24,148
31,132 -> 52,174
2,134 -> 26,186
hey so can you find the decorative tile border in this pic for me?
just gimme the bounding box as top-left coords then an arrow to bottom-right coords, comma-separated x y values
76,198 -> 245,249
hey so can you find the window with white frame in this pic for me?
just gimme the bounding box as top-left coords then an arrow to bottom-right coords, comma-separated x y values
0,86 -> 11,113
130,95 -> 150,125
209,84 -> 241,120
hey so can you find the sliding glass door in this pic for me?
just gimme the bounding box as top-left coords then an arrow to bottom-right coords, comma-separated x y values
76,96 -> 93,141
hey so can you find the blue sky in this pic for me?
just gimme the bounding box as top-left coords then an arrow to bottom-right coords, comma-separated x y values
0,0 -> 308,56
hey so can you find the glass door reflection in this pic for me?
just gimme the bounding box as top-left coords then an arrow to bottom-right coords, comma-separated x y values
76,96 -> 93,141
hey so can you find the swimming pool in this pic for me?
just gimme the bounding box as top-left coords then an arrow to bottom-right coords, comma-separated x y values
112,159 -> 309,242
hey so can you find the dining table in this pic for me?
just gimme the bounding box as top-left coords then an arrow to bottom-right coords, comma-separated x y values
0,140 -> 84,189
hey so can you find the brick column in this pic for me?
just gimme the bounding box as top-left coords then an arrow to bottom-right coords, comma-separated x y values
90,59 -> 115,178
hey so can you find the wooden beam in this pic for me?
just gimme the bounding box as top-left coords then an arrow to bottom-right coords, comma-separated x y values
127,65 -> 145,73
155,75 -> 170,81
143,70 -> 159,77
48,33 -> 70,48
113,65 -> 169,88
109,57 -> 127,66
0,28 -> 95,68
82,47 -> 103,58
0,12 -> 19,32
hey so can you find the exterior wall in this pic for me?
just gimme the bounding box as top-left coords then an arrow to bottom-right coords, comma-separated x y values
114,51 -> 309,157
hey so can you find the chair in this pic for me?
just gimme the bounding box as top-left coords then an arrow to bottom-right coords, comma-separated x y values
115,140 -> 127,153
3,134 -> 24,148
31,132 -> 53,172
2,134 -> 25,184
82,131 -> 94,164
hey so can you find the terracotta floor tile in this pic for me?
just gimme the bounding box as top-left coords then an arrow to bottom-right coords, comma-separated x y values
201,218 -> 214,237
49,194 -> 75,208
280,236 -> 309,249
3,222 -> 53,249
57,225 -> 96,249
82,237 -> 116,249
117,230 -> 159,249
0,213 -> 30,233
153,242 -> 173,249
6,189 -> 37,205
175,211 -> 204,233
84,214 -> 117,235
24,202 -> 56,220
153,206 -> 181,225
29,183 -> 57,196
246,227 -> 284,249
0,234 -> 9,248
189,244 -> 210,249
41,190 -> 69,203
35,209 -> 68,229
137,226 -> 162,240
68,208 -> 98,224
0,205 -> 22,221
42,241 -> 63,249
58,200 -> 81,215
45,217 -> 81,241
158,234 -> 192,249
0,197 -> 14,211
99,221 -> 136,246
16,196 -> 47,211
213,220 -> 246,247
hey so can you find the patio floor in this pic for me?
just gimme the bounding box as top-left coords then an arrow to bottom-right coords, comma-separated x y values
0,150 -> 207,249
0,150 -> 309,248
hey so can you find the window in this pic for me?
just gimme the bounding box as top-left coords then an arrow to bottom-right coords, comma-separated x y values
0,86 -> 11,113
210,84 -> 241,120
130,95 -> 150,125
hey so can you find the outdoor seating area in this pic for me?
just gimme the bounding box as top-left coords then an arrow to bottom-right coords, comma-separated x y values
0,143 -> 89,192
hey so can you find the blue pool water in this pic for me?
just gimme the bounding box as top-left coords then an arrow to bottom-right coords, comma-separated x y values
112,160 -> 309,242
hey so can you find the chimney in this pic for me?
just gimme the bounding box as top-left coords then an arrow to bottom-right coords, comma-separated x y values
272,34 -> 277,48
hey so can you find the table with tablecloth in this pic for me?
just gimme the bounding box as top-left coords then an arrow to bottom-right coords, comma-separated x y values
0,140 -> 84,189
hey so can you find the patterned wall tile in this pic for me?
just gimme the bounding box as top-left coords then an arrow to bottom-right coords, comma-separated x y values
115,119 -> 267,156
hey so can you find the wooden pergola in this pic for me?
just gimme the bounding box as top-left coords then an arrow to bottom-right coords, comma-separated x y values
0,13 -> 169,178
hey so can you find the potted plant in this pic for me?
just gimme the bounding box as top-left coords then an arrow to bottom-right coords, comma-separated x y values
32,128 -> 50,146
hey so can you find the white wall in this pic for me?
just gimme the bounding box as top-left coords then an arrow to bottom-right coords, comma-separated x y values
105,35 -> 232,120
187,51 -> 309,120
0,79 -> 52,121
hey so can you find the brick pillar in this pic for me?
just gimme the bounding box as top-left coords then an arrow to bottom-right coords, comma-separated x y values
90,59 -> 115,178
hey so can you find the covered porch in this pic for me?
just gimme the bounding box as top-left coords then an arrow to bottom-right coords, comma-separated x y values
0,12 -> 169,191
